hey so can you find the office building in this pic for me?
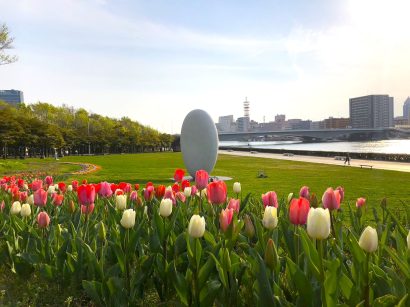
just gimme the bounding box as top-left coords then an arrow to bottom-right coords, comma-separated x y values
217,115 -> 235,132
0,89 -> 24,106
323,117 -> 350,129
403,97 -> 410,119
349,95 -> 394,128
236,116 -> 250,132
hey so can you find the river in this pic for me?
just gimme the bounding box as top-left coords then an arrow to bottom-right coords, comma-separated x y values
219,139 -> 410,155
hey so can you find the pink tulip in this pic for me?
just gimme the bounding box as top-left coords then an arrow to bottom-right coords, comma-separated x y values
176,192 -> 186,203
289,197 -> 310,225
322,188 -> 341,211
227,198 -> 240,213
45,176 -> 53,186
37,212 -> 50,228
336,186 -> 344,202
81,203 -> 95,215
34,189 -> 48,207
299,186 -> 310,199
207,181 -> 227,205
164,188 -> 176,205
19,191 -> 28,202
191,185 -> 198,196
130,191 -> 138,203
219,208 -> 234,232
144,185 -> 155,202
262,191 -> 278,208
195,170 -> 209,190
31,179 -> 43,191
99,181 -> 113,198
356,197 -> 366,208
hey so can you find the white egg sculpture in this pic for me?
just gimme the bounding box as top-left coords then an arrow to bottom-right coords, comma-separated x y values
181,109 -> 219,177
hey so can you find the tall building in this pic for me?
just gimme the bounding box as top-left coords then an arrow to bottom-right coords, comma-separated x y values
403,97 -> 410,119
349,95 -> 394,128
217,115 -> 234,132
0,89 -> 24,106
236,117 -> 250,132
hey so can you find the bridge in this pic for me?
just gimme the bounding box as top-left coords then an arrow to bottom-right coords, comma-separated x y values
218,128 -> 410,142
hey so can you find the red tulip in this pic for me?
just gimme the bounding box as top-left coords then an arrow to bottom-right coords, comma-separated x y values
227,198 -> 240,213
81,203 -> 95,215
219,208 -> 234,232
19,191 -> 28,202
172,182 -> 180,193
289,197 -> 310,225
155,185 -> 166,199
174,169 -> 185,183
207,181 -> 227,205
110,183 -> 118,194
37,212 -> 50,228
82,179 -> 88,184
356,197 -> 366,208
58,182 -> 66,193
17,178 -> 25,188
299,186 -> 310,199
99,181 -> 113,198
34,188 -> 48,207
77,184 -> 96,206
119,182 -> 131,193
145,182 -> 153,188
262,191 -> 278,208
195,170 -> 209,190
322,187 -> 341,211
181,179 -> 190,190
10,185 -> 19,200
45,176 -> 53,186
52,193 -> 64,207
31,179 -> 43,191
72,180 -> 79,191
134,184 -> 140,191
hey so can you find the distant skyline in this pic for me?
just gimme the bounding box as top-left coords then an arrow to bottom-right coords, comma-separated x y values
1,0 -> 410,133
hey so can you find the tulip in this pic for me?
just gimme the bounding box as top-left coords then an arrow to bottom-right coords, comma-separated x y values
69,200 -> 76,213
155,185 -> 166,199
0,200 -> 4,212
72,180 -> 79,191
97,221 -> 106,241
164,186 -> 176,205
181,179 -> 190,191
200,189 -> 207,199
81,203 -> 95,215
135,184 -> 140,191
116,194 -> 127,210
17,178 -> 25,188
118,182 -> 131,193
67,185 -> 73,192
99,181 -> 113,198
52,193 -> 64,207
195,169 -> 209,190
10,201 -> 22,215
174,168 -> 185,182
77,184 -> 96,205
34,189 -> 48,207
244,214 -> 255,238
37,212 -> 50,228
130,191 -> 138,203
262,191 -> 278,208
172,182 -> 180,193
306,208 -> 331,240
264,238 -> 279,272
359,226 -> 378,253
299,186 -> 310,199
45,176 -> 53,186
322,188 -> 341,211
19,191 -> 28,202
407,230 -> 410,250
144,185 -> 155,202
191,185 -> 198,196
227,198 -> 240,213
54,183 -> 59,191
176,192 -> 186,203
20,203 -> 31,217
262,206 -> 278,230
188,215 -> 206,238
233,182 -> 241,194
115,189 -> 124,196
120,209 -> 136,229
31,179 -> 43,191
47,185 -> 56,194
207,181 -> 227,205
219,208 -> 234,232
289,197 -> 310,225
58,182 -> 66,193
159,198 -> 173,217
356,197 -> 366,208
27,194 -> 34,206
336,186 -> 344,202
184,187 -> 192,198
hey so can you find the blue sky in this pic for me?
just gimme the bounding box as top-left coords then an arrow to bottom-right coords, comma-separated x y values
1,0 -> 409,133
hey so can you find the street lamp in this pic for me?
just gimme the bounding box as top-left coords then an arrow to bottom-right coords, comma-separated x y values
88,116 -> 91,155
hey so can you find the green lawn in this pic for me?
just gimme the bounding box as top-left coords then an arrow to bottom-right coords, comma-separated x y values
2,152 -> 409,213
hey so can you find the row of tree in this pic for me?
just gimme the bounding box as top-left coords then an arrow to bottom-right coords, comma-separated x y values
0,101 -> 175,158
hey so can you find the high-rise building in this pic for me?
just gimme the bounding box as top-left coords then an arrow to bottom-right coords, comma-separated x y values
0,89 -> 24,106
217,115 -> 234,132
403,97 -> 410,119
349,95 -> 394,128
236,117 -> 250,132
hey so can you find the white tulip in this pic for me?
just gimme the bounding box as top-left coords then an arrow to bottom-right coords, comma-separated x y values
184,187 -> 192,198
307,208 -> 331,240
54,184 -> 59,190
10,201 -> 22,215
120,209 -> 136,229
159,198 -> 173,217
27,194 -> 34,206
188,215 -> 206,238
233,182 -> 241,194
359,226 -> 378,253
115,195 -> 127,210
20,203 -> 31,217
23,184 -> 28,190
200,189 -> 207,199
67,185 -> 73,192
262,206 -> 278,230
47,185 -> 55,194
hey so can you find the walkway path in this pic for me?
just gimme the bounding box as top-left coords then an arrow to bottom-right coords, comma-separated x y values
219,150 -> 410,173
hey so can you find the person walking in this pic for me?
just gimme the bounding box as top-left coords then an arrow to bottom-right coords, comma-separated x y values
344,153 -> 350,166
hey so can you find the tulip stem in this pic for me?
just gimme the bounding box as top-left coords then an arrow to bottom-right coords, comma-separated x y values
318,240 -> 327,307
364,252 -> 370,307
125,228 -> 130,297
163,217 -> 168,301
329,210 -> 337,242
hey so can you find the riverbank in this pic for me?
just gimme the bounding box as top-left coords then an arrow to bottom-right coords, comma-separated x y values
219,149 -> 410,173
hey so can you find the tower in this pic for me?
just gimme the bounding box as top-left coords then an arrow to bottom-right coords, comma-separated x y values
244,97 -> 250,118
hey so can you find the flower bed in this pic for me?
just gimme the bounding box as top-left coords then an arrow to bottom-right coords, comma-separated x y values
0,170 -> 409,306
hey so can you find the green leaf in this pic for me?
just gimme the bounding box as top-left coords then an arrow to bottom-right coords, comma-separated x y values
397,294 -> 409,307
208,252 -> 228,289
286,257 -> 313,307
239,193 -> 252,214
200,279 -> 221,307
324,258 -> 340,307
195,238 -> 202,270
339,273 -> 354,301
299,229 -> 321,280
82,280 -> 104,306
170,264 -> 189,306
384,247 -> 410,279
372,294 -> 398,307
198,256 -> 217,290
111,241 -> 125,274
253,251 -> 275,306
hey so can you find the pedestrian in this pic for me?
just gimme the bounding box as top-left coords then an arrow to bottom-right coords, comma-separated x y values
344,153 -> 350,166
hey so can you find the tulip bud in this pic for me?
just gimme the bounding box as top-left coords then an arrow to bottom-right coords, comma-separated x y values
356,197 -> 366,208
264,238 -> 279,271
184,187 -> 192,198
188,215 -> 206,238
244,214 -> 255,238
227,198 -> 240,213
116,194 -> 127,210
97,221 -> 107,241
310,193 -> 318,208
306,208 -> 331,240
27,194 -> 34,206
69,200 -> 76,213
143,206 -> 148,218
407,230 -> 410,250
233,182 -> 241,194
20,203 -> 31,217
67,185 -> 73,192
287,192 -> 294,204
159,198 -> 173,217
359,226 -> 378,253
10,201 -> 22,215
37,211 -> 50,228
120,209 -> 136,229
219,208 -> 233,232
262,206 -> 278,230
299,186 -> 310,199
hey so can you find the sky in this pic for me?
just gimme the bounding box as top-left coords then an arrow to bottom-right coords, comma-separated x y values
1,0 -> 410,134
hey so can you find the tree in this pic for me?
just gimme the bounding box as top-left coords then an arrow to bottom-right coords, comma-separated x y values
0,23 -> 17,65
